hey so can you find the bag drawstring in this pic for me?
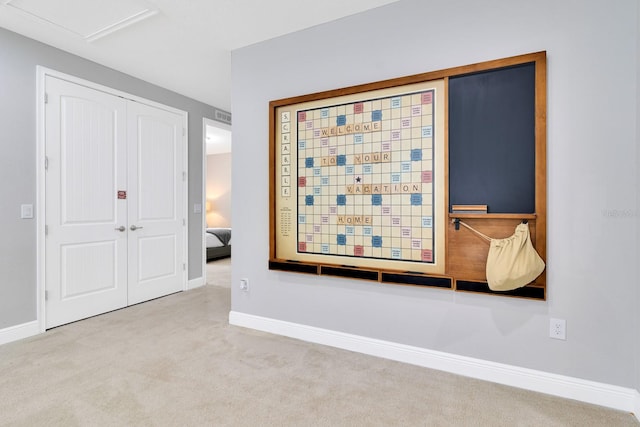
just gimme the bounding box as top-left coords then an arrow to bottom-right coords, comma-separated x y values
455,220 -> 492,242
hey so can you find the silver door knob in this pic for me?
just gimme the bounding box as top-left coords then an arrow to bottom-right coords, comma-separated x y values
115,226 -> 125,232
130,225 -> 144,231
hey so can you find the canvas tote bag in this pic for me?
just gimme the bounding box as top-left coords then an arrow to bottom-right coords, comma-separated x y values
458,221 -> 545,291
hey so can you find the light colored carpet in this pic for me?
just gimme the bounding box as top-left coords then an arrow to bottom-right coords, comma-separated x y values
0,261 -> 637,426
206,257 -> 231,288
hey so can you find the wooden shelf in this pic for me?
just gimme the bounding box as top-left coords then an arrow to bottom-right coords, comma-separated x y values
449,213 -> 537,220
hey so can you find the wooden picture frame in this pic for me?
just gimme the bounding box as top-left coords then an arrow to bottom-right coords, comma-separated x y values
269,51 -> 547,300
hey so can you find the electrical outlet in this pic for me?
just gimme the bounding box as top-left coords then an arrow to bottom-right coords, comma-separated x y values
549,318 -> 566,340
239,278 -> 249,291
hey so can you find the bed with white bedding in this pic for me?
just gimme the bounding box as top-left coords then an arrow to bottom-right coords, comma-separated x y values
206,228 -> 231,260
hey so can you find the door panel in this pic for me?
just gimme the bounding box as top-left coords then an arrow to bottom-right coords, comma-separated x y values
137,117 -> 176,220
127,101 -> 185,305
61,241 -> 117,297
45,76 -> 128,329
138,235 -> 176,280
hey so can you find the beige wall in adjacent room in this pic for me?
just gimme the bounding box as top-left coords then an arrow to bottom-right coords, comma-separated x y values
206,153 -> 232,227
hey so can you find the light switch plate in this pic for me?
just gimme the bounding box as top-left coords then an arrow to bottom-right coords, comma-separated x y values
21,204 -> 33,219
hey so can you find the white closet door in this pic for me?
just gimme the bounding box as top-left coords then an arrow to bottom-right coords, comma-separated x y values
44,74 -> 187,328
126,101 -> 185,305
44,76 -> 128,328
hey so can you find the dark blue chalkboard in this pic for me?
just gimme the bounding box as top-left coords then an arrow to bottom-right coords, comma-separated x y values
449,63 -> 536,213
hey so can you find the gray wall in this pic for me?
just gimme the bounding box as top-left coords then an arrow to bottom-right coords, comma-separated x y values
0,27 -> 213,329
231,0 -> 639,392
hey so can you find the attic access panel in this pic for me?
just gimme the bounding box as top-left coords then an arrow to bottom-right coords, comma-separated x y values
5,0 -> 158,41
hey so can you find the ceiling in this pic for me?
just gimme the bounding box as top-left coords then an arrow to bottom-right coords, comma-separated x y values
0,0 -> 399,113
206,122 -> 232,155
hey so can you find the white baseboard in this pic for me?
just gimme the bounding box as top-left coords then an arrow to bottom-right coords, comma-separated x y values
0,320 -> 40,346
229,311 -> 640,418
187,277 -> 204,290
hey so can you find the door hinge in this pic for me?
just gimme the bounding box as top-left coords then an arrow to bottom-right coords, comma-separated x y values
182,128 -> 186,137
183,263 -> 186,271
44,93 -> 49,104
182,171 -> 186,181
44,156 -> 49,170
45,225 -> 48,236
45,290 -> 49,300
182,218 -> 186,226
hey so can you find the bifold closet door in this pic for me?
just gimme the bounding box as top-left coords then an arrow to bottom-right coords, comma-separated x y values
44,76 -> 185,328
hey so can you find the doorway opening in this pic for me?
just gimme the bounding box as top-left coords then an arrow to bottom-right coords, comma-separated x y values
202,118 -> 232,287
